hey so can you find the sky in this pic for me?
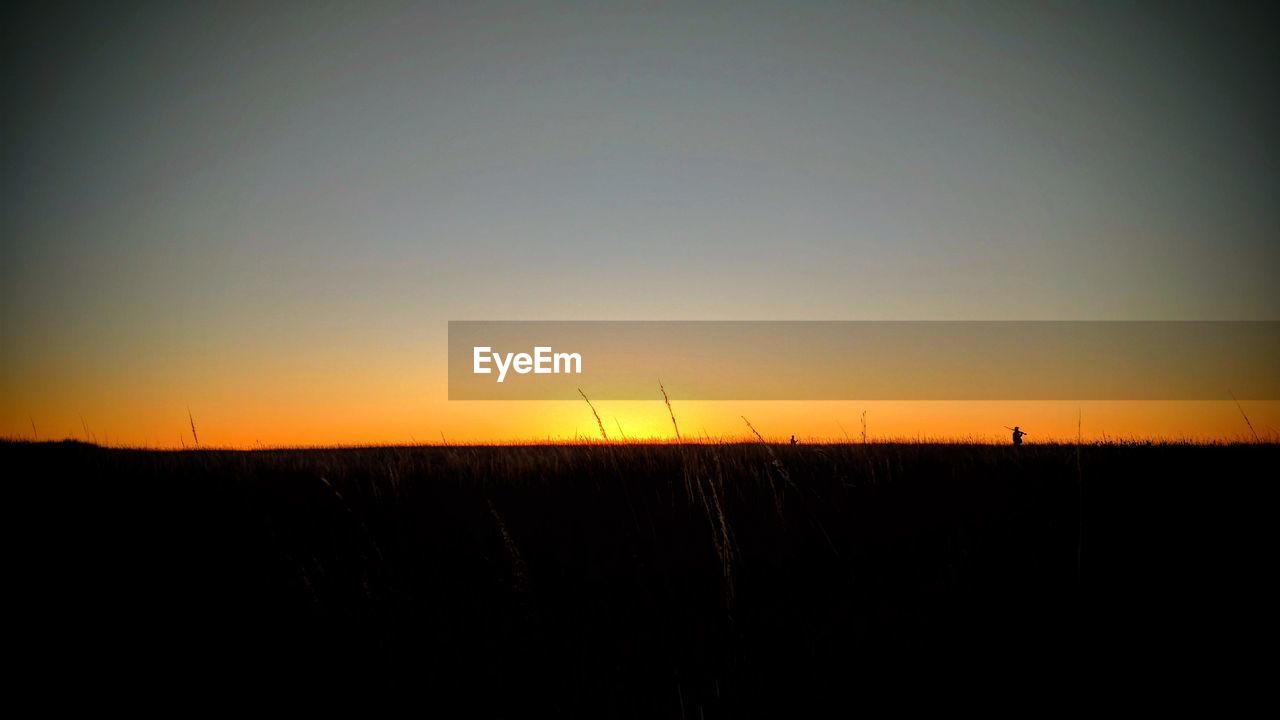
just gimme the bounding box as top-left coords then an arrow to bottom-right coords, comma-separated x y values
3,1 -> 1278,446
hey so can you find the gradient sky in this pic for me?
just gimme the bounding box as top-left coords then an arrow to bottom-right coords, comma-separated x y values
3,1 -> 1278,446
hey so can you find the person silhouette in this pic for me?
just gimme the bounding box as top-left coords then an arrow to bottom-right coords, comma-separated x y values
789,435 -> 797,446
1011,426 -> 1026,446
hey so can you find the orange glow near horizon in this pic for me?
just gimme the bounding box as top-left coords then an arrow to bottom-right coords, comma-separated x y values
3,389 -> 1276,448
4,339 -> 1277,447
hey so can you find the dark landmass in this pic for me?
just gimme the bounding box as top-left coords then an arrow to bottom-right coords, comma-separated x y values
8,441 -> 1274,711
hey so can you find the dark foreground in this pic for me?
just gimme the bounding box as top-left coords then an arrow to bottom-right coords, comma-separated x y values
8,441 -> 1275,710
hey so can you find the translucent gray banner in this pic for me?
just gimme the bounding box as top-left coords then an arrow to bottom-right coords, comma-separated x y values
448,321 -> 1280,400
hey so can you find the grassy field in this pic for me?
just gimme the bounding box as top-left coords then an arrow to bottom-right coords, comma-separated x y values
8,439 -> 1274,711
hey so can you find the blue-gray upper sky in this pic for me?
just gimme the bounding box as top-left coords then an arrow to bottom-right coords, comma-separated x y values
3,1 -> 1278,386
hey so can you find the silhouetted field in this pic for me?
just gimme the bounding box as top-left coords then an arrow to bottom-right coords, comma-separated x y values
8,440 -> 1274,711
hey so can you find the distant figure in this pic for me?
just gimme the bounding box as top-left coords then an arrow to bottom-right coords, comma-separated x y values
1011,426 -> 1026,446
789,435 -> 797,446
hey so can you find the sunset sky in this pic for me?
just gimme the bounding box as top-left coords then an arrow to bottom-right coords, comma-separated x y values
3,2 -> 1278,446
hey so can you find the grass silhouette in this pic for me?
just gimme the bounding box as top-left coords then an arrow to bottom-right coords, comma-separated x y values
6,438 -> 1274,708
